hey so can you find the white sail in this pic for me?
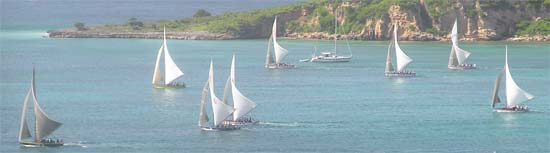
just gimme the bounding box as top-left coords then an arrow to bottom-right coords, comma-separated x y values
393,25 -> 413,72
504,46 -> 534,107
272,17 -> 289,64
265,36 -> 274,66
491,70 -> 503,108
33,95 -> 62,141
385,41 -> 394,72
162,27 -> 184,85
451,19 -> 471,65
152,44 -> 164,84
207,60 -> 234,126
222,77 -> 231,105
451,19 -> 458,47
454,46 -> 471,65
19,88 -> 32,142
30,69 -> 62,141
198,80 -> 209,127
229,55 -> 257,121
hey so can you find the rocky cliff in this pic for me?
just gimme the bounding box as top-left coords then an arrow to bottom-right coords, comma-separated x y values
284,0 -> 550,41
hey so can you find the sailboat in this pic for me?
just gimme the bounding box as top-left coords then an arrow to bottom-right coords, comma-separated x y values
198,60 -> 240,131
384,24 -> 416,77
448,19 -> 476,70
265,17 -> 295,69
491,46 -> 535,112
222,55 -> 258,125
309,9 -> 352,63
152,27 -> 185,88
19,67 -> 64,147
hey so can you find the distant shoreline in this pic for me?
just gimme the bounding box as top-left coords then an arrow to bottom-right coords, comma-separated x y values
47,29 -> 550,42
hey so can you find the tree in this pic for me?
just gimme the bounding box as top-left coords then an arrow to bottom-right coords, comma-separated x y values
74,22 -> 87,31
193,9 -> 212,18
129,17 -> 144,30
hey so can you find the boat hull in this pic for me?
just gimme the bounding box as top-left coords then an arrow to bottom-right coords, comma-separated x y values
310,57 -> 351,63
493,107 -> 529,113
200,125 -> 240,131
448,64 -> 477,70
266,63 -> 295,69
20,141 -> 63,147
223,120 -> 259,126
153,82 -> 186,89
385,71 -> 416,77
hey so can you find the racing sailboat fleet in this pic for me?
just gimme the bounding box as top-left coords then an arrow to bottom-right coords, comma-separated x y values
14,15 -> 543,148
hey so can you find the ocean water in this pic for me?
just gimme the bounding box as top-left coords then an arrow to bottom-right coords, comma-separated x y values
1,1 -> 550,152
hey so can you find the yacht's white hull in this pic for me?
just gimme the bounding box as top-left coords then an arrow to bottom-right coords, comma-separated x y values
310,56 -> 352,63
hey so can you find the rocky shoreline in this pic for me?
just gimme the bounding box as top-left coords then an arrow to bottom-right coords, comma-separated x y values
47,29 -> 234,40
47,29 -> 549,41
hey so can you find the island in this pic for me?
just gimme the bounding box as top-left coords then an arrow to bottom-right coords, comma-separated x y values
48,0 -> 550,41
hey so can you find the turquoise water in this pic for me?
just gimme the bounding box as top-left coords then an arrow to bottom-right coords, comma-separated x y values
1,1 -> 550,152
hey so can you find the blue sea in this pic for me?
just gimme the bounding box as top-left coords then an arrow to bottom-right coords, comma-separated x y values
1,0 -> 549,152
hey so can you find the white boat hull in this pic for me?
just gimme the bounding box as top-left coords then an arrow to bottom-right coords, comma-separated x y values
385,71 -> 416,77
266,63 -> 295,69
448,64 -> 477,70
310,57 -> 351,63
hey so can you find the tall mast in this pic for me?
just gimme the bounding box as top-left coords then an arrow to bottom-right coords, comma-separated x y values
334,7 -> 337,53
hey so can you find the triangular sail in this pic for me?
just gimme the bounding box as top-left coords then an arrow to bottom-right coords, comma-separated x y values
491,70 -> 503,108
454,46 -> 471,65
207,61 -> 234,126
265,36 -> 274,67
222,76 -> 231,105
30,69 -> 62,141
33,96 -> 62,141
152,44 -> 164,84
504,46 -> 534,107
198,80 -> 209,127
385,41 -> 394,72
162,27 -> 184,85
19,88 -> 32,142
450,19 -> 471,65
229,55 -> 257,121
451,19 -> 459,47
272,17 -> 289,64
448,47 -> 459,66
393,25 -> 413,72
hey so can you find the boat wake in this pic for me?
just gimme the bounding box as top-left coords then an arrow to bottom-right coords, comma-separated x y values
258,121 -> 300,127
21,145 -> 40,148
64,141 -> 88,148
